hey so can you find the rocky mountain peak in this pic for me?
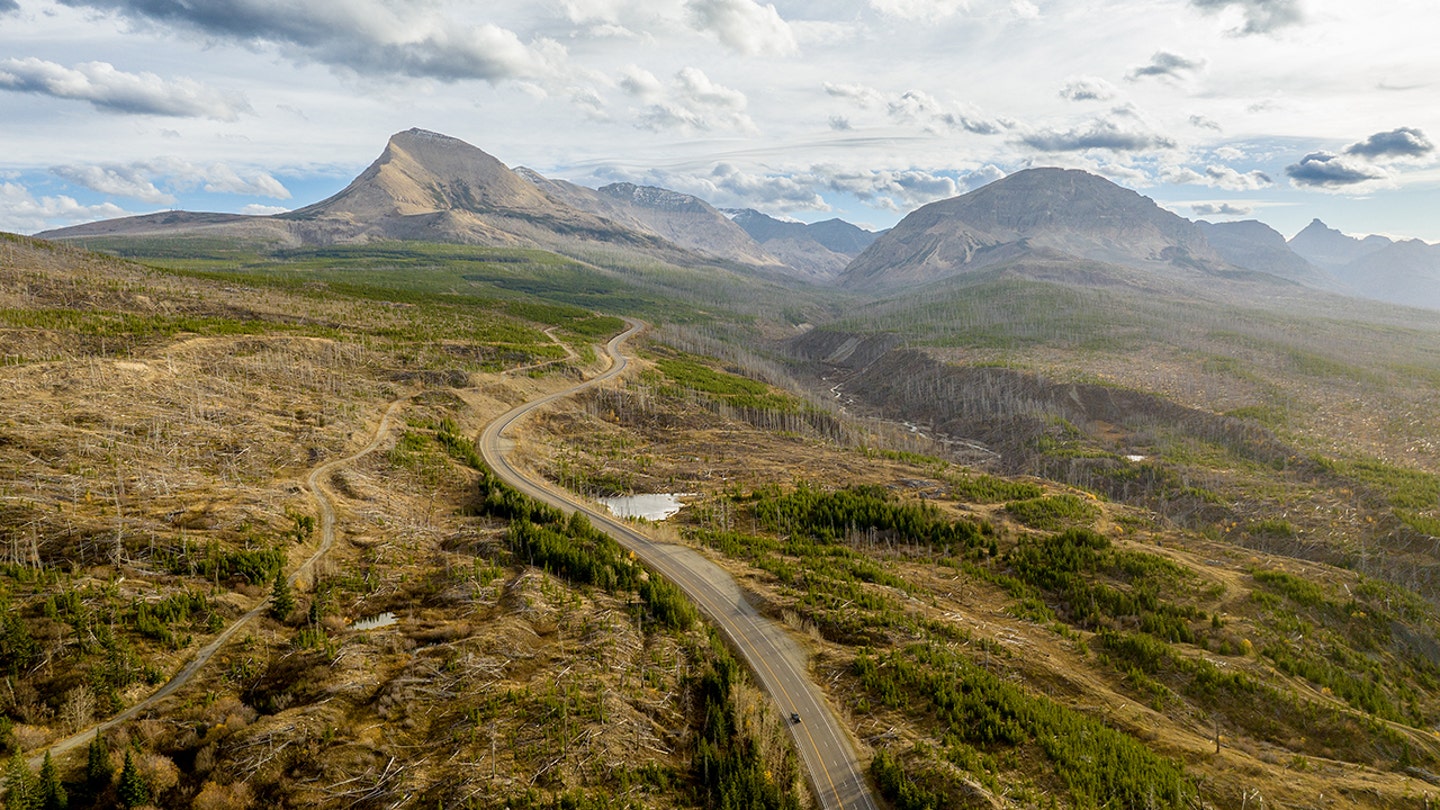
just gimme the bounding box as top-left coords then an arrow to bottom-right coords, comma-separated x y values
599,182 -> 708,212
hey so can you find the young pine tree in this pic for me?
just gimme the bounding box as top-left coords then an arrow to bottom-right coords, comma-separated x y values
37,752 -> 66,810
116,751 -> 149,809
270,570 -> 294,622
4,750 -> 36,810
84,733 -> 112,798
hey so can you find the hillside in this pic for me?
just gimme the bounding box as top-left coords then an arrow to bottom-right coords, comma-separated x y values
5,229 -> 1440,810
840,168 -> 1225,290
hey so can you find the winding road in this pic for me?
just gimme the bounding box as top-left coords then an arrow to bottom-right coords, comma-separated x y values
480,318 -> 879,810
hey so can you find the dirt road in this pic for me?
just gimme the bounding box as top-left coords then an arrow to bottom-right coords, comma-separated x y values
30,399 -> 405,769
479,319 -> 879,810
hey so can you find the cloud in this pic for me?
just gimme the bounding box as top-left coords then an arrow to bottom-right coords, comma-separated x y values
51,164 -> 176,204
961,164 -> 1006,189
0,0 -> 17,12
1059,77 -> 1116,102
1284,151 -> 1383,187
829,116 -> 852,130
885,90 -> 1011,135
867,0 -> 969,20
1344,127 -> 1434,160
0,57 -> 249,119
687,0 -> 797,56
1165,164 -> 1271,190
708,163 -> 827,209
813,166 -> 959,210
242,204 -> 292,216
1126,51 -> 1204,81
866,0 -> 1038,21
1189,0 -> 1303,35
1191,201 -> 1253,216
618,65 -> 664,101
0,181 -> 130,234
1020,117 -> 1175,153
824,82 -> 886,108
195,163 -> 291,198
52,158 -> 291,201
57,0 -> 564,83
634,67 -> 755,133
1189,114 -> 1222,131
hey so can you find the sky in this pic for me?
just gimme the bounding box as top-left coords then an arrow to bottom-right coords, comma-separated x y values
2,0 -> 1438,241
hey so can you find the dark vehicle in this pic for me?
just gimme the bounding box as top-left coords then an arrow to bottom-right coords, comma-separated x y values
790,712 -> 801,724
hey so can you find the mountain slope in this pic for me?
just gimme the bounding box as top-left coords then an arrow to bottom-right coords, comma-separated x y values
1196,219 -> 1338,288
1335,238 -> 1440,311
726,209 -> 880,280
513,170 -> 784,268
1288,218 -> 1392,270
840,168 -> 1224,290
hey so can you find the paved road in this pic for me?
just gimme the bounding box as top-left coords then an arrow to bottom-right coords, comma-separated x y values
480,319 -> 879,810
30,399 -> 404,769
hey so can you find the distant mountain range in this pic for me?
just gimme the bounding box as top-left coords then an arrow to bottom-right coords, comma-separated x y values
36,128 -> 1440,311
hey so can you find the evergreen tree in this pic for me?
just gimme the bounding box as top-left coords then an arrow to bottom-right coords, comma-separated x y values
116,751 -> 148,809
37,753 -> 65,810
4,749 -> 35,810
269,570 -> 294,621
83,733 -> 112,797
82,732 -> 110,795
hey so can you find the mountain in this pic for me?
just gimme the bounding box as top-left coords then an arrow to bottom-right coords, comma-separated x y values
1333,239 -> 1440,311
725,209 -> 880,280
513,170 -> 784,269
839,168 -> 1224,290
1288,218 -> 1393,270
40,129 -> 806,274
1195,219 -> 1338,289
1284,219 -> 1440,311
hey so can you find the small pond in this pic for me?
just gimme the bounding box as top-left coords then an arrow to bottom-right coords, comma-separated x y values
352,611 -> 398,631
597,493 -> 691,521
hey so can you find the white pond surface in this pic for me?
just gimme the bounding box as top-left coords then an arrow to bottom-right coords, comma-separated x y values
352,611 -> 398,631
597,493 -> 690,521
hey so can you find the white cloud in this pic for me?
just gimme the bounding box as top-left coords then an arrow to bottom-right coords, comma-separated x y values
1020,115 -> 1176,153
868,0 -> 970,21
0,57 -> 249,119
1190,201 -> 1253,217
52,157 -> 291,201
51,164 -> 176,204
1059,77 -> 1117,102
687,0 -> 797,56
618,65 -> 664,101
241,203 -> 291,216
1163,164 -> 1272,190
824,82 -> 886,108
884,90 -> 1011,135
0,181 -> 130,234
813,166 -> 960,210
634,67 -> 755,133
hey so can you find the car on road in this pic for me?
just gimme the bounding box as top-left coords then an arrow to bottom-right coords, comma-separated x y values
790,712 -> 801,724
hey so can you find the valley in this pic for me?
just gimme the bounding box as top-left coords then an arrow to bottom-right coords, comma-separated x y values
3,131 -> 1440,810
